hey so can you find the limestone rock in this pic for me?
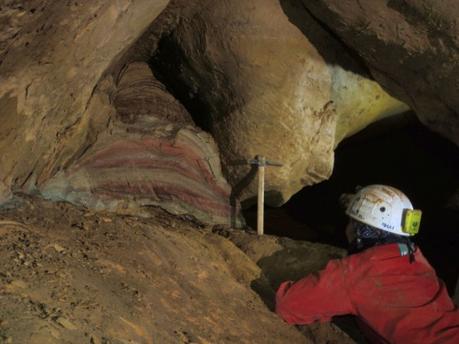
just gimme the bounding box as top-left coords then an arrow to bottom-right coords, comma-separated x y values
0,0 -> 170,201
227,231 -> 356,343
301,0 -> 459,146
113,62 -> 193,125
0,196 -> 308,343
153,0 -> 407,205
41,63 -> 238,226
229,231 -> 346,290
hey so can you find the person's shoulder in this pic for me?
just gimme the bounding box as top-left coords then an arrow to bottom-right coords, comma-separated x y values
340,245 -> 397,270
364,243 -> 406,260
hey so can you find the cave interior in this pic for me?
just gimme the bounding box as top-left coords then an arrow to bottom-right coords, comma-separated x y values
242,113 -> 459,294
0,1 -> 458,343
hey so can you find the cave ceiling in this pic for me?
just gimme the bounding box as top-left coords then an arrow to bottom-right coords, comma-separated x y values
0,0 -> 456,224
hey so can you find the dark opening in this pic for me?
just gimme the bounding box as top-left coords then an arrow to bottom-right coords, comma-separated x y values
243,113 -> 459,293
149,35 -> 214,133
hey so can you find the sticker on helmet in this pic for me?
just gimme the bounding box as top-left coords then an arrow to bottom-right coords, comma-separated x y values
382,223 -> 395,230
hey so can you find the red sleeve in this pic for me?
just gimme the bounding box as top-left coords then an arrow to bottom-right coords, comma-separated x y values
275,259 -> 355,324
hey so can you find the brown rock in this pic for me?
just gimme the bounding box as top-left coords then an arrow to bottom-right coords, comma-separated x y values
227,231 -> 355,344
53,244 -> 65,253
153,0 -> 407,205
55,317 -> 77,331
114,62 -> 193,125
0,196 -> 309,343
0,0 -> 170,200
301,0 -> 459,146
90,336 -> 101,344
40,63 -> 240,226
229,231 -> 346,290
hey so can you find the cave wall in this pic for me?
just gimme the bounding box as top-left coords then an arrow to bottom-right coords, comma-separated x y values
40,62 -> 238,225
0,0 -> 457,223
152,0 -> 408,206
301,0 -> 459,145
0,0 -> 170,202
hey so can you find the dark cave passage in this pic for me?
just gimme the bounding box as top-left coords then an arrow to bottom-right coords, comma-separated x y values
243,113 -> 459,294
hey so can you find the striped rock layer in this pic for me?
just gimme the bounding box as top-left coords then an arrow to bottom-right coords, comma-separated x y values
41,63 -> 238,226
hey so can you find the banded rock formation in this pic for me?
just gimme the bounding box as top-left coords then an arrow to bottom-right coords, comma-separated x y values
0,0 -> 170,203
41,63 -> 238,226
1,0 -> 456,220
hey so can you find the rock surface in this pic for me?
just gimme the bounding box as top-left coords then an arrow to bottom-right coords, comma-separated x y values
226,231 -> 359,344
0,0 -> 170,202
301,0 -> 459,146
41,63 -> 238,226
229,231 -> 346,290
0,0 -> 456,217
0,195 -> 355,343
152,0 -> 407,205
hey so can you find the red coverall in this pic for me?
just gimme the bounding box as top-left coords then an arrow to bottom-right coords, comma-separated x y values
276,243 -> 459,343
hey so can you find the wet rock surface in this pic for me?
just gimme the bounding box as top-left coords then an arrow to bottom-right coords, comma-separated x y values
0,196 -> 313,343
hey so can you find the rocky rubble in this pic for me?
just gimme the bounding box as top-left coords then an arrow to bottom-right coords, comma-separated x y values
0,196 -> 355,343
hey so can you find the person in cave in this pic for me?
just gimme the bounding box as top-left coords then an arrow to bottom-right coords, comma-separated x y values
275,184 -> 459,343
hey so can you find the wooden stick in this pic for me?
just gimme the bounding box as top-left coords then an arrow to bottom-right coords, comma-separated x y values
257,156 -> 266,236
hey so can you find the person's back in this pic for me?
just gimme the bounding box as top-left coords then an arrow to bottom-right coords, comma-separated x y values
276,242 -> 459,343
276,185 -> 459,343
345,243 -> 459,343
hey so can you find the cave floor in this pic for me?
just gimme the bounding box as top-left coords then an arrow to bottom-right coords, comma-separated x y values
0,196 -> 356,344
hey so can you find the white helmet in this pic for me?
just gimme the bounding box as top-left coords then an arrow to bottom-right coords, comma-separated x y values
346,185 -> 422,236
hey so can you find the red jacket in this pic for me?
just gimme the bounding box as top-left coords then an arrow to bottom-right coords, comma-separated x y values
276,244 -> 459,343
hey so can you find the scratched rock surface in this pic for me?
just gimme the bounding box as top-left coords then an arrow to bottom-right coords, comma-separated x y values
152,0 -> 407,206
301,0 -> 459,146
0,196 -> 315,344
0,0 -> 170,203
41,63 -> 238,226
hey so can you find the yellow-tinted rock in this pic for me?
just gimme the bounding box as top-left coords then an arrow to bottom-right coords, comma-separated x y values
154,0 -> 407,205
302,0 -> 459,146
332,66 -> 408,144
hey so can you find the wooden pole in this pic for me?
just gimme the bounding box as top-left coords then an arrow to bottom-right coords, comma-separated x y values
257,156 -> 266,236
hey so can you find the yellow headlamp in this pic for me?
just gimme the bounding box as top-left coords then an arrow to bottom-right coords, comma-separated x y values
402,209 -> 422,235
